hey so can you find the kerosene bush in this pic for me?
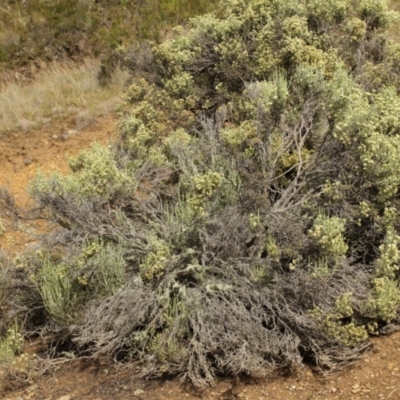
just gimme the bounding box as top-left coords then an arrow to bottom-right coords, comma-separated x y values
5,0 -> 400,387
29,143 -> 136,202
35,239 -> 126,325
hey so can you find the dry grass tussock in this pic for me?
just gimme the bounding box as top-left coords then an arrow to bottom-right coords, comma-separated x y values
0,59 -> 129,134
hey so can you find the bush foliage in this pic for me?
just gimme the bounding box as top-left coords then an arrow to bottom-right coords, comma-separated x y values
2,0 -> 400,387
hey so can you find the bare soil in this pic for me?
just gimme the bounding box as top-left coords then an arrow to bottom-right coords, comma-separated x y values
1,113 -> 400,400
0,112 -> 118,254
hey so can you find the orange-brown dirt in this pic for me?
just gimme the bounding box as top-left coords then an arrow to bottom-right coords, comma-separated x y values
1,113 -> 400,400
0,113 -> 118,254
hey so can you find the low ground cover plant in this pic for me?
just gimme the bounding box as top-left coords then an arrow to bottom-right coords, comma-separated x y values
2,0 -> 400,387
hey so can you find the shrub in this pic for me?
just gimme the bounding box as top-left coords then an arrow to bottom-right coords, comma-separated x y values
0,252 -> 11,314
0,321 -> 23,365
29,143 -> 136,202
5,0 -> 400,387
34,239 -> 126,325
308,215 -> 348,263
0,318 -> 35,380
365,276 -> 400,322
0,218 -> 4,236
310,293 -> 369,347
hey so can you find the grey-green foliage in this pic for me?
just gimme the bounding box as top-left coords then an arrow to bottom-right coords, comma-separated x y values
0,321 -> 23,365
9,0 -> 400,387
308,215 -> 348,262
0,218 -> 5,237
0,253 -> 10,306
105,0 -> 400,380
29,143 -> 136,202
36,240 -> 125,324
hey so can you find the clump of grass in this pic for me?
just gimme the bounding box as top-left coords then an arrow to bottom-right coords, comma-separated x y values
0,218 -> 5,237
0,321 -> 23,365
34,239 -> 126,325
0,319 -> 37,382
0,59 -> 128,133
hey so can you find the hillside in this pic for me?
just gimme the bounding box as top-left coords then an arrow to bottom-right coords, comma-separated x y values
0,0 -> 213,75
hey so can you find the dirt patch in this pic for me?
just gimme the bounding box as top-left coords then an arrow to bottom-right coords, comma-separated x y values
2,331 -> 400,400
0,113 -> 118,255
1,113 -> 400,400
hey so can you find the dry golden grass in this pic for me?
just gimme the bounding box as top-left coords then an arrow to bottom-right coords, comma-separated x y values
389,0 -> 400,41
391,0 -> 400,12
0,59 -> 128,134
390,0 -> 400,37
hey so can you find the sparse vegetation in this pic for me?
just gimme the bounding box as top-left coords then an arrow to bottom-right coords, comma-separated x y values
0,59 -> 127,133
0,321 -> 23,365
2,0 -> 400,389
33,239 -> 126,325
0,0 -> 214,74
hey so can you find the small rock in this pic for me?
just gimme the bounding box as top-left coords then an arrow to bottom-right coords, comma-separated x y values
61,129 -> 79,141
57,396 -> 71,400
133,389 -> 144,397
24,157 -> 33,166
351,383 -> 362,393
52,135 -> 59,140
30,384 -> 38,392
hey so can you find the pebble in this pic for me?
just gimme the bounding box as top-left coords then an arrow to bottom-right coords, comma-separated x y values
24,157 -> 33,166
133,388 -> 144,397
57,396 -> 71,400
61,129 -> 79,141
